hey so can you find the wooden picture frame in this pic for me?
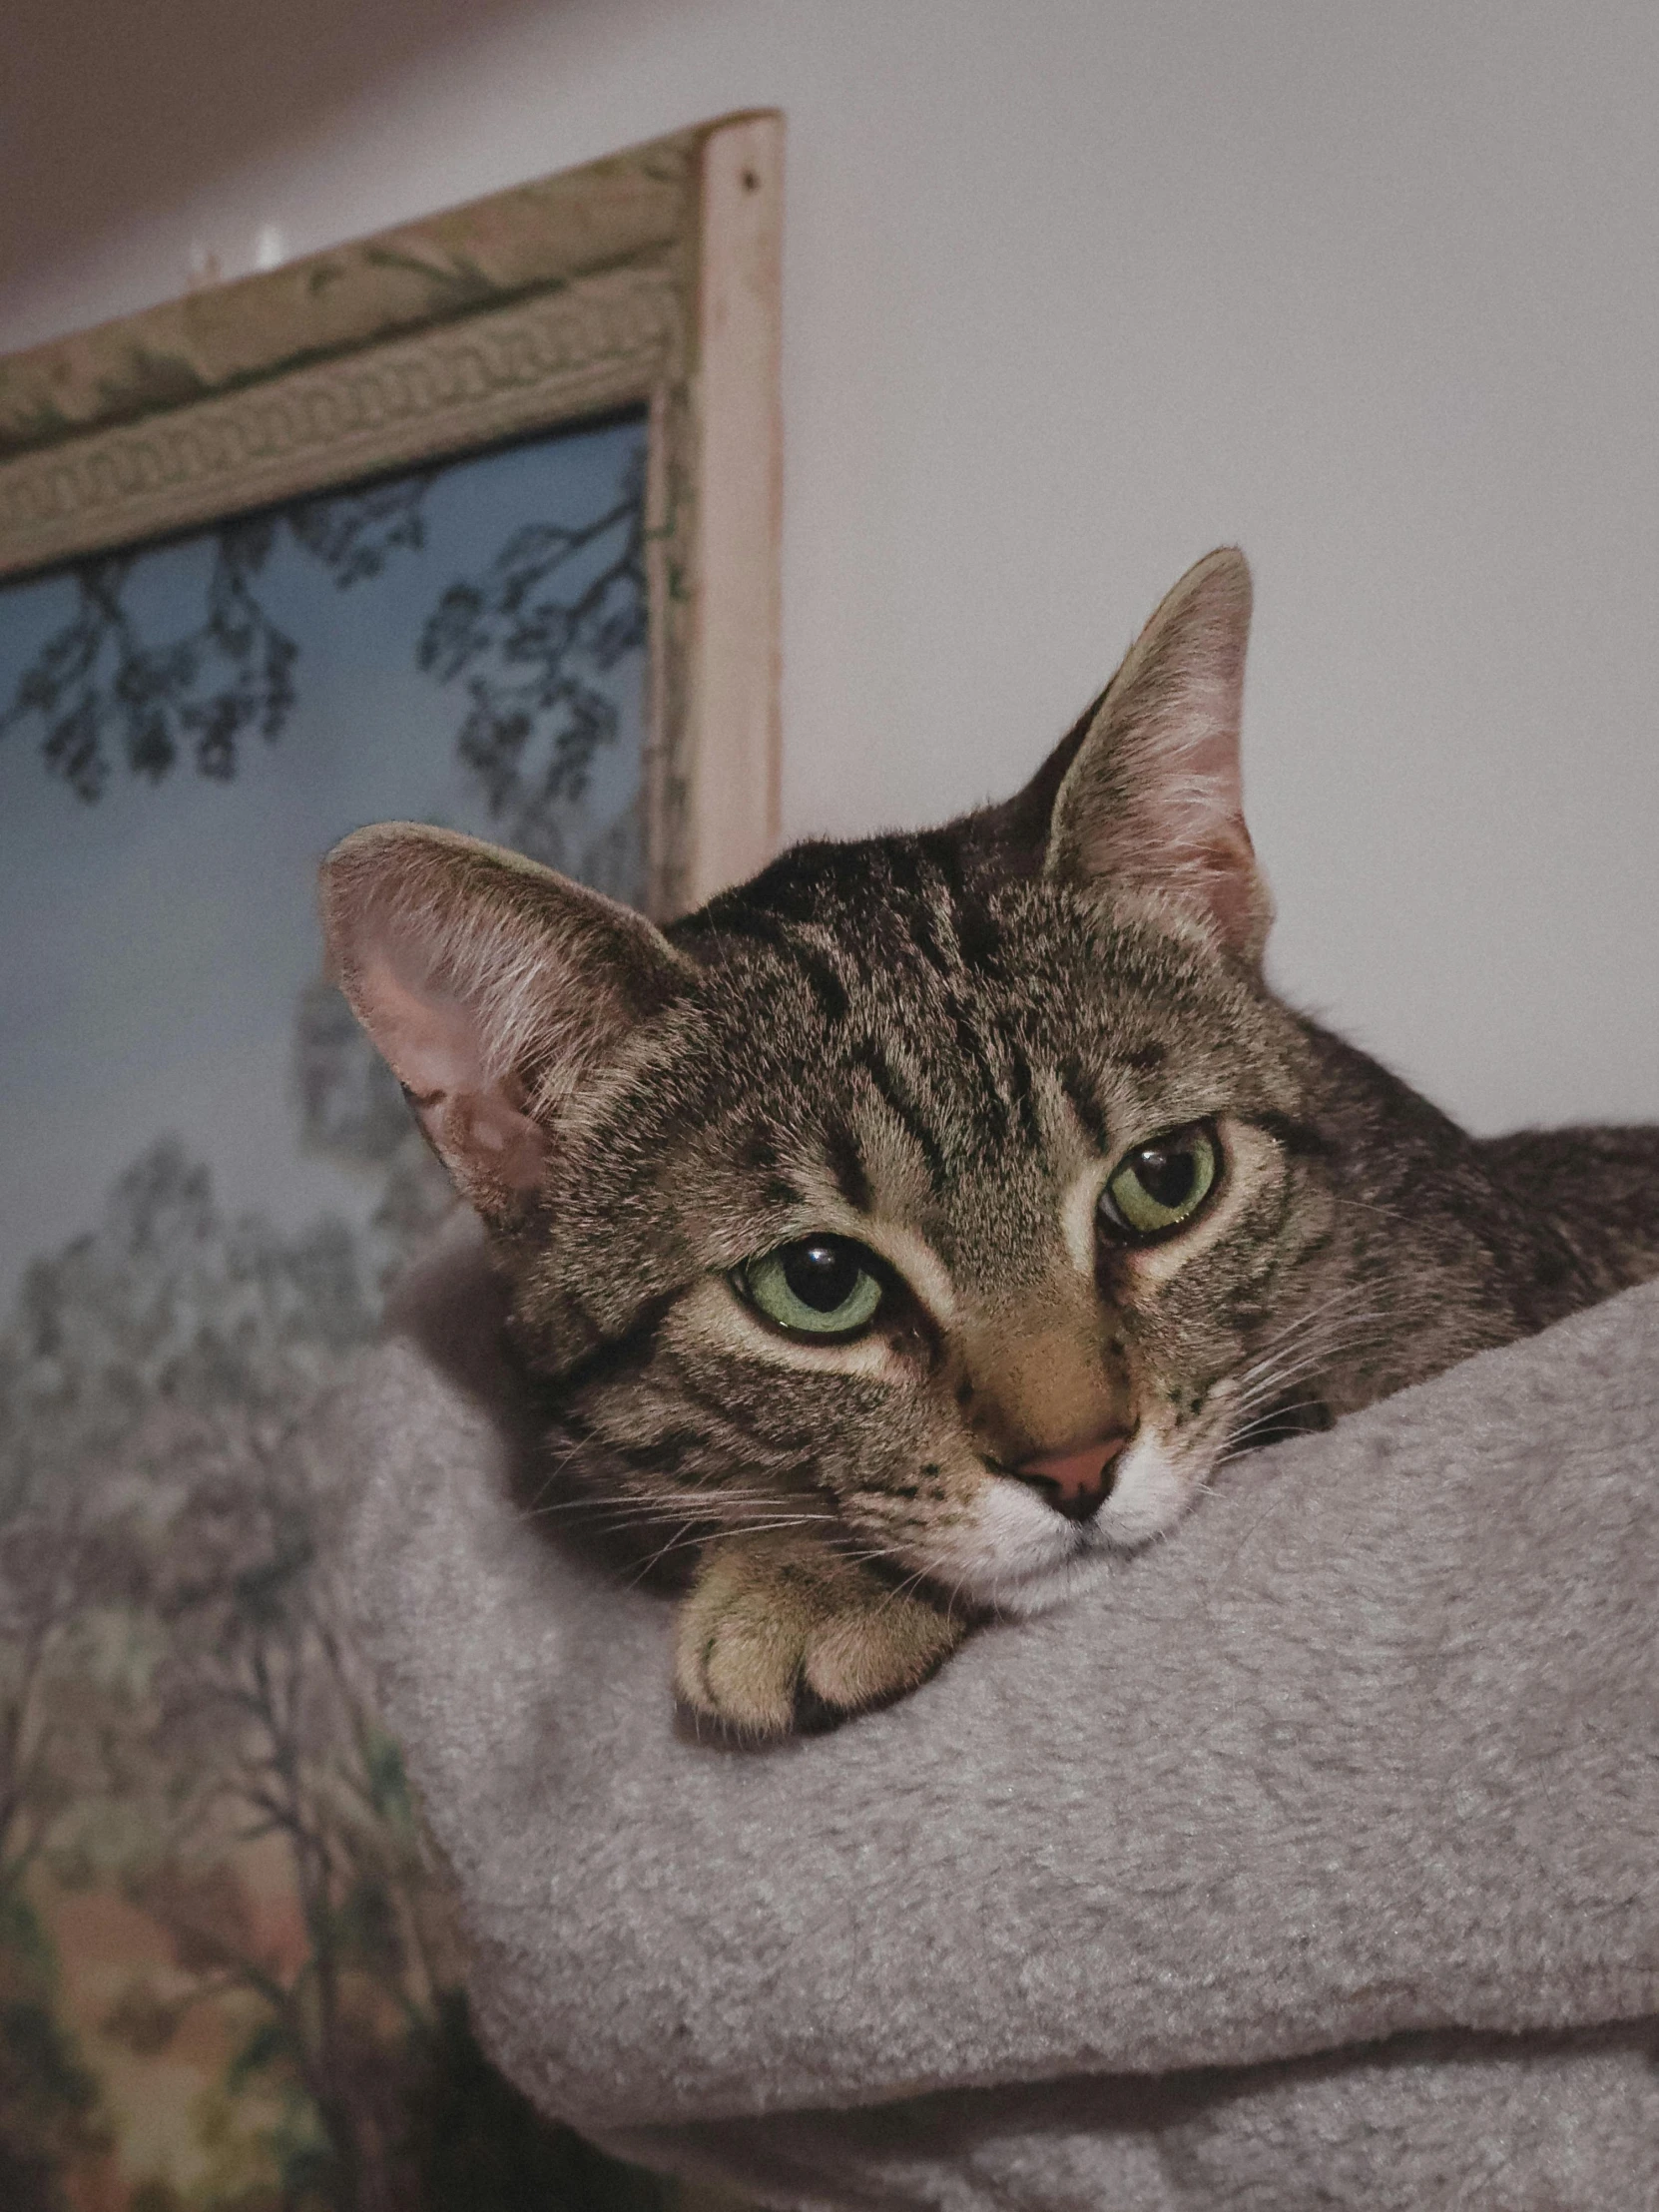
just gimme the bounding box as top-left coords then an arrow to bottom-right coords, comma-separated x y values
0,109 -> 784,917
0,120 -> 781,2212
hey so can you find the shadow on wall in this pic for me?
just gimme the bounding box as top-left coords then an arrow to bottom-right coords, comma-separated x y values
1,0 -> 550,293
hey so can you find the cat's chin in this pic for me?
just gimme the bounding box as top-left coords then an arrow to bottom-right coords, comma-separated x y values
975,1547 -> 1115,1619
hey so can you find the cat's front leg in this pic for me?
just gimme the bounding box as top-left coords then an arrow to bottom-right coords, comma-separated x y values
675,1531 -> 966,1740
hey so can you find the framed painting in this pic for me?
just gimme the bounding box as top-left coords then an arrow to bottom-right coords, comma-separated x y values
0,115 -> 779,2212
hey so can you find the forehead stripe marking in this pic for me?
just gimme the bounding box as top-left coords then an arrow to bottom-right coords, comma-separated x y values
823,1120 -> 873,1214
895,872 -> 1038,1151
1004,1032 -> 1044,1151
692,903 -> 855,1025
1056,1056 -> 1112,1156
940,1002 -> 1015,1147
791,939 -> 854,1026
852,1043 -> 949,1194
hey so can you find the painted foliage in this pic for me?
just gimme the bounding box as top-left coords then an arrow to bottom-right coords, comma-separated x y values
0,413 -> 675,2211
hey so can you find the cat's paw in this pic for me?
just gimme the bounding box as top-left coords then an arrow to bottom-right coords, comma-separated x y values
675,1531 -> 966,1741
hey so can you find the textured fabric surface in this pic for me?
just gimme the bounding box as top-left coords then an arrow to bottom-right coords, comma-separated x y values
331,1224 -> 1659,2207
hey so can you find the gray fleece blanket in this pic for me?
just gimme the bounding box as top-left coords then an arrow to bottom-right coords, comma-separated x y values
332,1225 -> 1659,2210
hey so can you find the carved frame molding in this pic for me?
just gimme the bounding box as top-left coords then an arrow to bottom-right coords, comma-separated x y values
0,113 -> 784,916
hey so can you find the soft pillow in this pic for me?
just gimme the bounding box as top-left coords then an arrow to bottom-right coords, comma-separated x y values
331,1225 -> 1659,2209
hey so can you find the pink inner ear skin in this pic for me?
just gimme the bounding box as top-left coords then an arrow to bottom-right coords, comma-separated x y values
350,945 -> 549,1197
321,825 -> 697,1221
1043,551 -> 1268,964
361,951 -> 491,1101
1195,828 -> 1259,916
1182,722 -> 1246,815
451,1093 -> 547,1193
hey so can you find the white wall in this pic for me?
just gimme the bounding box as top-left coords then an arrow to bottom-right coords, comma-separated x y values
6,0 -> 1657,1135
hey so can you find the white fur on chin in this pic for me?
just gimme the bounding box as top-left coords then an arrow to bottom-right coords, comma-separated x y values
938,1434 -> 1207,1616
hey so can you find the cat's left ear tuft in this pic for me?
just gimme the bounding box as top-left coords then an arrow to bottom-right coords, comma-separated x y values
1046,548 -> 1273,966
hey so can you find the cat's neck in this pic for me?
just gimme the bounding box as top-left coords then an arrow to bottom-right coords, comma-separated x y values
1296,1018 -> 1659,1409
1468,1121 -> 1659,1326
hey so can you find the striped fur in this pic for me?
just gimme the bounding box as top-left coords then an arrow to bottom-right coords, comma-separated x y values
324,551 -> 1659,1735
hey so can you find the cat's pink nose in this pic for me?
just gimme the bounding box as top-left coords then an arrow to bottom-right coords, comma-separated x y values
1011,1433 -> 1130,1522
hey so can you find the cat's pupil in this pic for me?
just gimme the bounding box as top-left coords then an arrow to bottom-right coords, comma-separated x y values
1132,1144 -> 1196,1211
782,1240 -> 863,1313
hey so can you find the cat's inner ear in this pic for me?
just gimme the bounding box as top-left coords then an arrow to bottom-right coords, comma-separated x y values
319,825 -> 689,1216
1044,547 -> 1274,965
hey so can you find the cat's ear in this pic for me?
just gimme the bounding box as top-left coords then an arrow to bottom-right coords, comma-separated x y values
1043,548 -> 1273,965
319,825 -> 691,1217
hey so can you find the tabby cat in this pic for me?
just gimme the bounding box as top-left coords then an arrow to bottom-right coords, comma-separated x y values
321,550 -> 1659,1738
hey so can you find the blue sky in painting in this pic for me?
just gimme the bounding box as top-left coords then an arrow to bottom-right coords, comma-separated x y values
0,413 -> 647,1303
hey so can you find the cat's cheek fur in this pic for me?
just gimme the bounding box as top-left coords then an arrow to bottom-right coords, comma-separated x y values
913,1476 -> 1087,1610
1089,1428 -> 1204,1549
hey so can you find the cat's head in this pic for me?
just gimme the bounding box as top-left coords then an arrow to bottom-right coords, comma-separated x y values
322,550 -> 1338,1612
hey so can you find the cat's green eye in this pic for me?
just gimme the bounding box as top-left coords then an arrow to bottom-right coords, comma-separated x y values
1100,1123 -> 1222,1242
739,1237 -> 887,1341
